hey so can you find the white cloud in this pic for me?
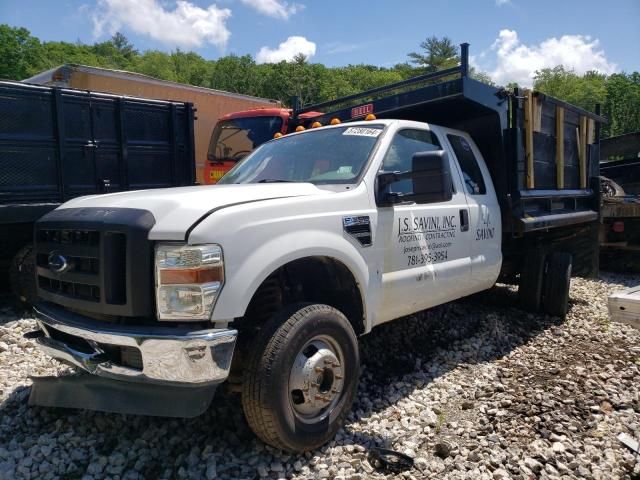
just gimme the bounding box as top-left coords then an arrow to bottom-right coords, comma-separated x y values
240,0 -> 302,20
92,0 -> 231,49
477,29 -> 617,86
495,0 -> 511,5
256,36 -> 316,63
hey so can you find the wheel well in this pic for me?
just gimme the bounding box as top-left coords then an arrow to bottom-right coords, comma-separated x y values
238,256 -> 365,336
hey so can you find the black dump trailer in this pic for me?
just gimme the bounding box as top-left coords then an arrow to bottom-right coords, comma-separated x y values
599,132 -> 640,269
600,132 -> 640,194
0,80 -> 196,300
292,43 -> 605,284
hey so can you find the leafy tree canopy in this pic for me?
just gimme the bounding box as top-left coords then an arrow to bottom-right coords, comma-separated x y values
0,26 -> 637,136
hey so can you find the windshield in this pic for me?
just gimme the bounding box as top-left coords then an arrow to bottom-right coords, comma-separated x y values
218,125 -> 385,185
207,116 -> 283,162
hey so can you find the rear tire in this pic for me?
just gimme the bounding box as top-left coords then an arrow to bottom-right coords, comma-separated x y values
518,250 -> 546,312
9,244 -> 37,304
542,252 -> 572,317
242,303 -> 359,452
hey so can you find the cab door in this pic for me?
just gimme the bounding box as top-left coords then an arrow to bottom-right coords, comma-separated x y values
444,132 -> 502,291
375,127 -> 473,323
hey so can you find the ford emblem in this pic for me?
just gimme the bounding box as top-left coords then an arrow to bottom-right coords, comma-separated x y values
48,252 -> 69,273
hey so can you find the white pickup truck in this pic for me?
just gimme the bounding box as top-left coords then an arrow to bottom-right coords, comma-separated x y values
28,69 -> 605,452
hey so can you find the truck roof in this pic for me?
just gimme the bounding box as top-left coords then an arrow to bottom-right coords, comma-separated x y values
218,107 -> 321,121
288,119 -> 428,133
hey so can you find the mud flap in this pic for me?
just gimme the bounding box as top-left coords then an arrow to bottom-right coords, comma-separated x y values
28,374 -> 218,418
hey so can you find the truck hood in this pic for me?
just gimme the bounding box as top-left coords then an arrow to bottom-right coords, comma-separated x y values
58,183 -> 325,240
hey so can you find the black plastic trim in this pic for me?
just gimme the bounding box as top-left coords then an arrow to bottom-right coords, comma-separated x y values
29,373 -> 218,418
35,207 -> 156,317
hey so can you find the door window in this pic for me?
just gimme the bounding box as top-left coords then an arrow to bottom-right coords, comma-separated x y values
381,129 -> 441,196
447,134 -> 486,195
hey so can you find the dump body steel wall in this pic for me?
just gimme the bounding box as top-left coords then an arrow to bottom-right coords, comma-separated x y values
0,80 -> 195,286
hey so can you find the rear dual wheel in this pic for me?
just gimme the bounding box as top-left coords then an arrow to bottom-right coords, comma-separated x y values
242,303 -> 359,452
519,251 -> 572,317
542,252 -> 572,317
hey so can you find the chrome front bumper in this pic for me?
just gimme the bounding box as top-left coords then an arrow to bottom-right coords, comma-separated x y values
33,303 -> 237,386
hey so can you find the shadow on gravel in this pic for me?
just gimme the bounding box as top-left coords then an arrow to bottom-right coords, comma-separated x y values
0,294 -> 32,326
345,285 -> 565,435
600,251 -> 640,274
0,284 -> 581,478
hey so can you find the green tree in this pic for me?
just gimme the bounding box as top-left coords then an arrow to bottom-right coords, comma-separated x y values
0,25 -> 44,79
392,62 -> 418,80
5,24 -> 638,137
210,54 -> 262,96
171,49 -> 211,86
470,69 -> 495,86
133,50 -> 178,81
111,32 -> 137,60
40,41 -> 101,69
259,55 -> 326,107
533,66 -> 640,138
407,36 -> 458,73
533,66 -> 606,113
602,72 -> 640,137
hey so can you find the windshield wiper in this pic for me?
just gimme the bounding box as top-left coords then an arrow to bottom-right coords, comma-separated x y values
257,179 -> 296,183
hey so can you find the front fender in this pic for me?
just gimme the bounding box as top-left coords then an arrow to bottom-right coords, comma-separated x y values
211,229 -> 371,328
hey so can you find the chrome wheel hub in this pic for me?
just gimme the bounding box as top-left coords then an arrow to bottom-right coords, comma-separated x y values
288,336 -> 345,421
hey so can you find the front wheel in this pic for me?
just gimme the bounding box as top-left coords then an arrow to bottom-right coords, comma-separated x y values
242,303 -> 359,452
9,244 -> 37,304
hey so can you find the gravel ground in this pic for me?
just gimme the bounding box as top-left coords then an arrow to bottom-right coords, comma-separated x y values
1,272 -> 640,480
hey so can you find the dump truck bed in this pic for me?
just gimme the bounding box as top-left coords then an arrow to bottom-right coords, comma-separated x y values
293,55 -> 605,238
293,44 -> 606,277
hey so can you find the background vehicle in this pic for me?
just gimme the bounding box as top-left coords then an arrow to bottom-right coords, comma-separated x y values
26,64 -> 279,184
27,44 -> 605,452
0,80 -> 195,300
599,131 -> 640,270
205,107 -> 322,183
600,131 -> 640,194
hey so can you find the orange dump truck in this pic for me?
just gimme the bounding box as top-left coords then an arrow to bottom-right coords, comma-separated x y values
25,65 -> 279,184
205,107 -> 323,183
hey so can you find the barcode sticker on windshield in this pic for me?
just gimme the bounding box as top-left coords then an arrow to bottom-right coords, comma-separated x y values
343,127 -> 382,137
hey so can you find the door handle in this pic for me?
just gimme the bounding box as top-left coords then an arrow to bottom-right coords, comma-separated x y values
460,209 -> 469,232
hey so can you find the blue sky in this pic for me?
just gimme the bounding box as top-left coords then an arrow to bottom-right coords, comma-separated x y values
1,0 -> 638,86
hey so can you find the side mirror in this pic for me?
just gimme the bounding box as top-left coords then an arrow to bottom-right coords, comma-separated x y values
376,150 -> 453,206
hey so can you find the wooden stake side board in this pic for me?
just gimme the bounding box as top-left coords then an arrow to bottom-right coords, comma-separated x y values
608,286 -> 640,329
522,90 -> 595,191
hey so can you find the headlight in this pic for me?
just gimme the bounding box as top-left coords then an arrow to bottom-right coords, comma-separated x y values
155,244 -> 224,321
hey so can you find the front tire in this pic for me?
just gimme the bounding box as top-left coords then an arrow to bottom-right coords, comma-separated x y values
9,244 -> 37,304
242,303 -> 359,452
